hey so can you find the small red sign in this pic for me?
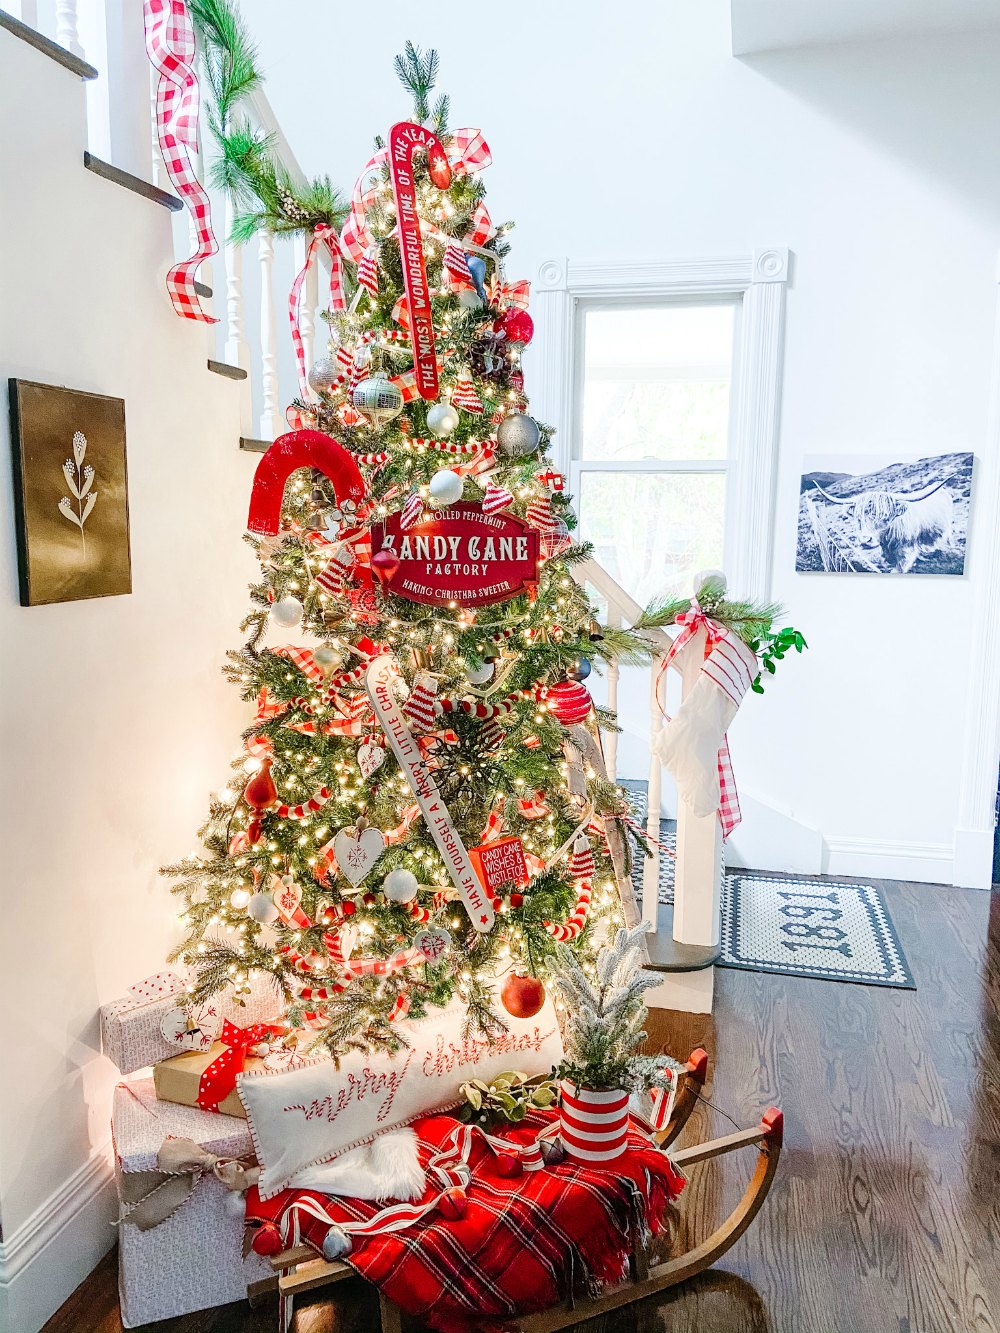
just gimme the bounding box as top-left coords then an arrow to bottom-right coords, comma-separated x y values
370,502 -> 540,607
469,837 -> 531,895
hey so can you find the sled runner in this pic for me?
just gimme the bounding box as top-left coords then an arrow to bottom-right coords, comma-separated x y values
254,1050 -> 783,1331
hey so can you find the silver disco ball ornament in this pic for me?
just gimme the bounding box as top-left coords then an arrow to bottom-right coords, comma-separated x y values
351,370 -> 404,426
307,353 -> 340,393
496,412 -> 541,458
426,402 -> 460,438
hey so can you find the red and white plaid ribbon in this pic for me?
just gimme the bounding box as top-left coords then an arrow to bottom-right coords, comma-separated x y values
290,224 -> 346,396
143,0 -> 217,323
487,275 -> 531,312
516,791 -> 550,820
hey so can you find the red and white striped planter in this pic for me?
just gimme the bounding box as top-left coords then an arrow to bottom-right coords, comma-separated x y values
559,1082 -> 630,1162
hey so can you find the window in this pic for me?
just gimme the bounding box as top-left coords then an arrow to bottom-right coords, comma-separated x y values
572,302 -> 736,609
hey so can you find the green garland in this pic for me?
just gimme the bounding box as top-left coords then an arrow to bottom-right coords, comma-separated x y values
188,0 -> 345,243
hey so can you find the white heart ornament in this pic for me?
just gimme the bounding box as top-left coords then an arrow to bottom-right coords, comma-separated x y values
357,738 -> 386,779
160,1001 -> 220,1052
333,826 -> 386,889
415,927 -> 452,962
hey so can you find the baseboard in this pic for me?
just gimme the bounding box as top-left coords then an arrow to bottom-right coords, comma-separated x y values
0,1143 -> 117,1333
823,835 -> 954,886
952,827 -> 996,890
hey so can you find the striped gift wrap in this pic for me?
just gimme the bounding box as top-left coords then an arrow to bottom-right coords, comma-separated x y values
559,1081 -> 630,1162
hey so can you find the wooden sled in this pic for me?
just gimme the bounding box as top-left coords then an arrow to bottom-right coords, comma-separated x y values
253,1050 -> 782,1332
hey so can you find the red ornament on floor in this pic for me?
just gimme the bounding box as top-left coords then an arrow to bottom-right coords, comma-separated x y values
501,971 -> 546,1019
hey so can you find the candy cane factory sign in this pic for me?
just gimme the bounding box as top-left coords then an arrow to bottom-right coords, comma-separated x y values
371,502 -> 539,606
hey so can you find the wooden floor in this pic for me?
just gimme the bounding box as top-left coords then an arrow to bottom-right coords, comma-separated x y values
44,878 -> 1000,1333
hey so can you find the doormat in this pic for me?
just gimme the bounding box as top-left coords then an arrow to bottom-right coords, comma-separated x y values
619,781 -> 915,988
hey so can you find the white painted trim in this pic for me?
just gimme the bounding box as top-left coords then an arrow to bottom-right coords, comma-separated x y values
0,1143 -> 116,1333
823,836 -> 954,886
532,249 -> 789,601
954,259 -> 1000,890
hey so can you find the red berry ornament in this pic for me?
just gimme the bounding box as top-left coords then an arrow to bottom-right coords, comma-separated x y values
501,308 -> 534,347
251,1222 -> 284,1256
501,971 -> 546,1019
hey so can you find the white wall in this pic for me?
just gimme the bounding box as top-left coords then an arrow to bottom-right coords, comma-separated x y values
0,28 -> 260,1331
245,0 -> 1000,886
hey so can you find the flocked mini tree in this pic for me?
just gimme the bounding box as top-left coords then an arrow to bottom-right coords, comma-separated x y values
163,32 -> 661,1055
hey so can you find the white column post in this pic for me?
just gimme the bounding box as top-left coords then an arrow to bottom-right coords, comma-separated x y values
7,2 -> 39,27
672,624 -> 724,951
641,655 -> 665,932
223,194 -> 249,370
258,231 -> 279,441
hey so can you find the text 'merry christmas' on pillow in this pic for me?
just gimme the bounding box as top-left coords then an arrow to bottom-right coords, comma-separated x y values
238,997 -> 563,1199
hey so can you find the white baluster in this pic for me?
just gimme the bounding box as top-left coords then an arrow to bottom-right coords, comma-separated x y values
224,194 -> 248,370
642,654 -> 665,932
8,2 -> 39,27
258,231 -> 279,440
605,608 -> 621,780
148,66 -> 163,187
55,0 -> 83,57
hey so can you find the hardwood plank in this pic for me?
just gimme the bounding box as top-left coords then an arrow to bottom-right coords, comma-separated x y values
42,878 -> 1000,1333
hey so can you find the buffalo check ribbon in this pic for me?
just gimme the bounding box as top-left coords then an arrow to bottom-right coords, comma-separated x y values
197,1020 -> 284,1111
143,0 -> 218,323
290,224 -> 346,396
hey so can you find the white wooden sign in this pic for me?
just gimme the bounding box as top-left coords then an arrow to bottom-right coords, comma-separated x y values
365,653 -> 495,932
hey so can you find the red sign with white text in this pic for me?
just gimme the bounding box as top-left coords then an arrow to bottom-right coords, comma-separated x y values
371,502 -> 540,607
469,837 -> 531,895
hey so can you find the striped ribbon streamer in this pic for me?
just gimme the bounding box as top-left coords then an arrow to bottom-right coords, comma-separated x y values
289,224 -> 346,396
143,0 -> 218,322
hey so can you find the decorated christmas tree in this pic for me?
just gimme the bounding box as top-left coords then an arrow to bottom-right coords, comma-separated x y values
163,33 -> 659,1054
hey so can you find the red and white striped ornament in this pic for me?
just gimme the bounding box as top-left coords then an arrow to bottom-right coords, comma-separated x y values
402,673 -> 439,732
357,248 -> 379,296
451,377 -> 483,415
543,680 -> 593,726
399,490 -> 423,530
544,881 -> 592,942
526,496 -> 557,534
482,479 -> 514,514
275,786 -> 334,820
443,243 -> 473,284
566,833 -> 595,880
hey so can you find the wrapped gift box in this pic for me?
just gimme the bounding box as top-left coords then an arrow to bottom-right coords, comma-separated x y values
102,968 -> 284,1075
153,1038 -> 271,1119
113,1079 -> 272,1327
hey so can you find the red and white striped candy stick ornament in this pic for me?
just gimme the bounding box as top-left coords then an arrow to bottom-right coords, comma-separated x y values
402,672 -> 440,732
274,786 -> 334,820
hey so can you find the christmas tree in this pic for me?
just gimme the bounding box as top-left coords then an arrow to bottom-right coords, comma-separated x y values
164,31 -> 660,1055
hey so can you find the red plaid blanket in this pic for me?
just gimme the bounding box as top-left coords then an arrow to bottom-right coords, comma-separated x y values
246,1111 -> 684,1332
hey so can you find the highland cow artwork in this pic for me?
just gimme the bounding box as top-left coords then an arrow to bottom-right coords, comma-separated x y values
8,380 -> 131,605
796,451 -> 973,576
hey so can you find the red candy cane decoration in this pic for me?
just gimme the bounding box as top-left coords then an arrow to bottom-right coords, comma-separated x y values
275,786 -> 334,820
247,430 -> 367,536
388,122 -> 453,401
544,882 -> 592,942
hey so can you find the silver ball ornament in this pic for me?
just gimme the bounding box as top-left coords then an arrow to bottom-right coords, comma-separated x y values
458,288 -> 483,310
496,413 -> 541,458
466,661 -> 495,685
426,402 -> 460,438
247,893 -> 280,926
351,370 -> 403,426
383,868 -> 419,903
313,644 -> 344,677
269,596 -> 304,629
307,353 -> 340,393
429,468 -> 464,506
322,1225 -> 353,1261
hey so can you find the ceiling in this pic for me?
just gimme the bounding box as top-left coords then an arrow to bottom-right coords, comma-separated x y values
731,0 -> 1000,54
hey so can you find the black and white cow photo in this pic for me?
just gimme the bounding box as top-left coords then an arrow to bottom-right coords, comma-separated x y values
796,452 -> 973,575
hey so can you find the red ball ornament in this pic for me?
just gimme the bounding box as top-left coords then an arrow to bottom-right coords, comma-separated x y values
243,757 -> 278,844
372,549 -> 401,588
437,1186 -> 468,1220
501,971 -> 546,1019
509,892 -> 524,908
251,1222 -> 284,1257
544,680 -> 594,726
494,1150 -> 523,1178
501,308 -> 534,347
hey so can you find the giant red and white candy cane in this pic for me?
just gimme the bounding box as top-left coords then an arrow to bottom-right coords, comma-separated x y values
275,786 -> 334,820
387,122 -> 453,400
366,655 -> 495,933
247,430 -> 367,536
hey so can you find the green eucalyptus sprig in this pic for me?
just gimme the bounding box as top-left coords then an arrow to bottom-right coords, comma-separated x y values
456,1071 -> 559,1130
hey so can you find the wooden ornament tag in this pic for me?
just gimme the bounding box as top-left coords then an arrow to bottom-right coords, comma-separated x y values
358,738 -> 387,779
334,825 -> 386,888
415,927 -> 452,962
160,1001 -> 220,1052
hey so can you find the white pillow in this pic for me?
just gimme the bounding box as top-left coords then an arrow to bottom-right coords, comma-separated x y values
238,997 -> 563,1199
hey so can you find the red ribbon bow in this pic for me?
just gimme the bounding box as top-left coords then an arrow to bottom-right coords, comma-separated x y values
197,1020 -> 285,1112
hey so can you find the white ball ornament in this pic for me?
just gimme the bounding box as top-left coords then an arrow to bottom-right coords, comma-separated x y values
223,1189 -> 248,1220
382,868 -> 419,903
693,568 -> 727,597
458,288 -> 483,311
426,402 -> 460,438
466,661 -> 495,685
247,893 -> 280,926
269,596 -> 303,629
429,468 -> 464,506
230,887 -> 251,911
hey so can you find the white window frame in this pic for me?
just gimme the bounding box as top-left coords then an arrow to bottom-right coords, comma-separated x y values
530,250 -> 790,601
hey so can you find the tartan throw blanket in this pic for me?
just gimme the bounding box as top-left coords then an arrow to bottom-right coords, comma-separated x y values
246,1110 -> 685,1332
